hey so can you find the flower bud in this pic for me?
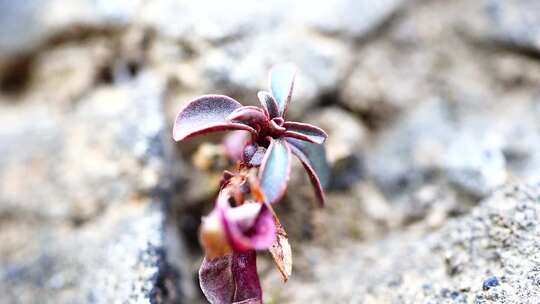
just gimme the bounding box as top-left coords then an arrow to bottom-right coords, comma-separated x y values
199,212 -> 231,259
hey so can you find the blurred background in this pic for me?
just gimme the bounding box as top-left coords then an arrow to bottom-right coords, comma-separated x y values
0,0 -> 539,303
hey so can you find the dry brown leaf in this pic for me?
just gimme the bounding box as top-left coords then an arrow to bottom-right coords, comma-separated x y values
248,171 -> 292,281
268,215 -> 292,282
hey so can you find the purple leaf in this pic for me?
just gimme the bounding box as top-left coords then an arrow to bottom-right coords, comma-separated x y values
283,121 -> 328,144
199,254 -> 234,304
199,251 -> 262,304
269,64 -> 297,117
173,95 -> 256,141
234,300 -> 262,304
268,215 -> 292,282
286,138 -> 330,207
227,106 -> 269,130
231,251 -> 262,303
257,91 -> 280,118
259,138 -> 292,204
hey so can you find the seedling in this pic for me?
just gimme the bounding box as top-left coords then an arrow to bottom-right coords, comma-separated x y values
173,64 -> 330,304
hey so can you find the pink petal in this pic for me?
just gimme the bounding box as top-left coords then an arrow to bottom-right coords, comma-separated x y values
223,131 -> 253,162
258,138 -> 292,204
269,64 -> 297,117
257,91 -> 280,118
173,95 -> 256,141
286,138 -> 330,207
283,121 -> 328,144
199,251 -> 262,304
215,191 -> 276,251
220,202 -> 276,251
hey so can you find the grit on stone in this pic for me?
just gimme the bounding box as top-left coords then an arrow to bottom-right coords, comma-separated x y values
266,184 -> 540,303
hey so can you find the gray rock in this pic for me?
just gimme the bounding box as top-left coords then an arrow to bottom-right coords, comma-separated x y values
304,107 -> 367,190
364,95 -> 539,200
443,133 -> 507,197
366,98 -> 455,195
0,73 -> 186,303
0,203 -> 180,304
303,0 -> 406,39
340,41 -> 435,119
0,0 -> 405,118
483,0 -> 540,53
307,107 -> 367,166
0,0 -> 46,55
0,0 -> 141,55
139,0 -> 404,44
139,0 -> 283,44
0,74 -> 168,221
266,183 -> 540,303
141,0 -> 402,119
189,31 -> 352,119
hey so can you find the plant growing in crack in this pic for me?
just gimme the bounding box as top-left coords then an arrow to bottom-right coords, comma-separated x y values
173,64 -> 330,304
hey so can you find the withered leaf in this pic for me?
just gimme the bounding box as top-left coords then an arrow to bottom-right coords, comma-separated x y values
268,214 -> 292,281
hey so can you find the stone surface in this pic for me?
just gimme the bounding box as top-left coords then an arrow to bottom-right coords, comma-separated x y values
0,74 -> 167,222
0,73 -> 186,303
304,0 -> 405,39
266,183 -> 540,303
139,0 -> 400,119
443,133 -> 507,197
0,203 -> 180,304
0,0 -> 141,55
482,0 -> 540,53
365,98 -> 455,195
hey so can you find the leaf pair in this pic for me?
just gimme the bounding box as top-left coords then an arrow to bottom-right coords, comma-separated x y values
172,63 -> 297,142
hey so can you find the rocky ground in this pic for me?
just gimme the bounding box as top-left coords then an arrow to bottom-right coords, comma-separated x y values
0,0 -> 539,303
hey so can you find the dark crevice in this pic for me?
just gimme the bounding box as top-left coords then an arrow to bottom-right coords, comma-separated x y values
152,257 -> 183,304
479,40 -> 540,61
44,25 -> 123,50
357,104 -> 401,131
96,62 -> 115,85
318,89 -> 340,108
352,5 -> 406,47
337,99 -> 400,132
95,58 -> 144,85
329,155 -> 365,191
0,25 -> 128,98
0,54 -> 34,96
177,204 -> 205,254
459,28 -> 540,61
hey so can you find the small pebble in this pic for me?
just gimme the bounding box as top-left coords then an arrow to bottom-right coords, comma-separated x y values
482,276 -> 499,290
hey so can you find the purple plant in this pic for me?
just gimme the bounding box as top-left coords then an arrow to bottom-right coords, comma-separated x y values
173,64 -> 330,304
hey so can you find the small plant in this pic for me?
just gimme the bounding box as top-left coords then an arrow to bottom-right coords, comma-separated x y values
173,64 -> 330,304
